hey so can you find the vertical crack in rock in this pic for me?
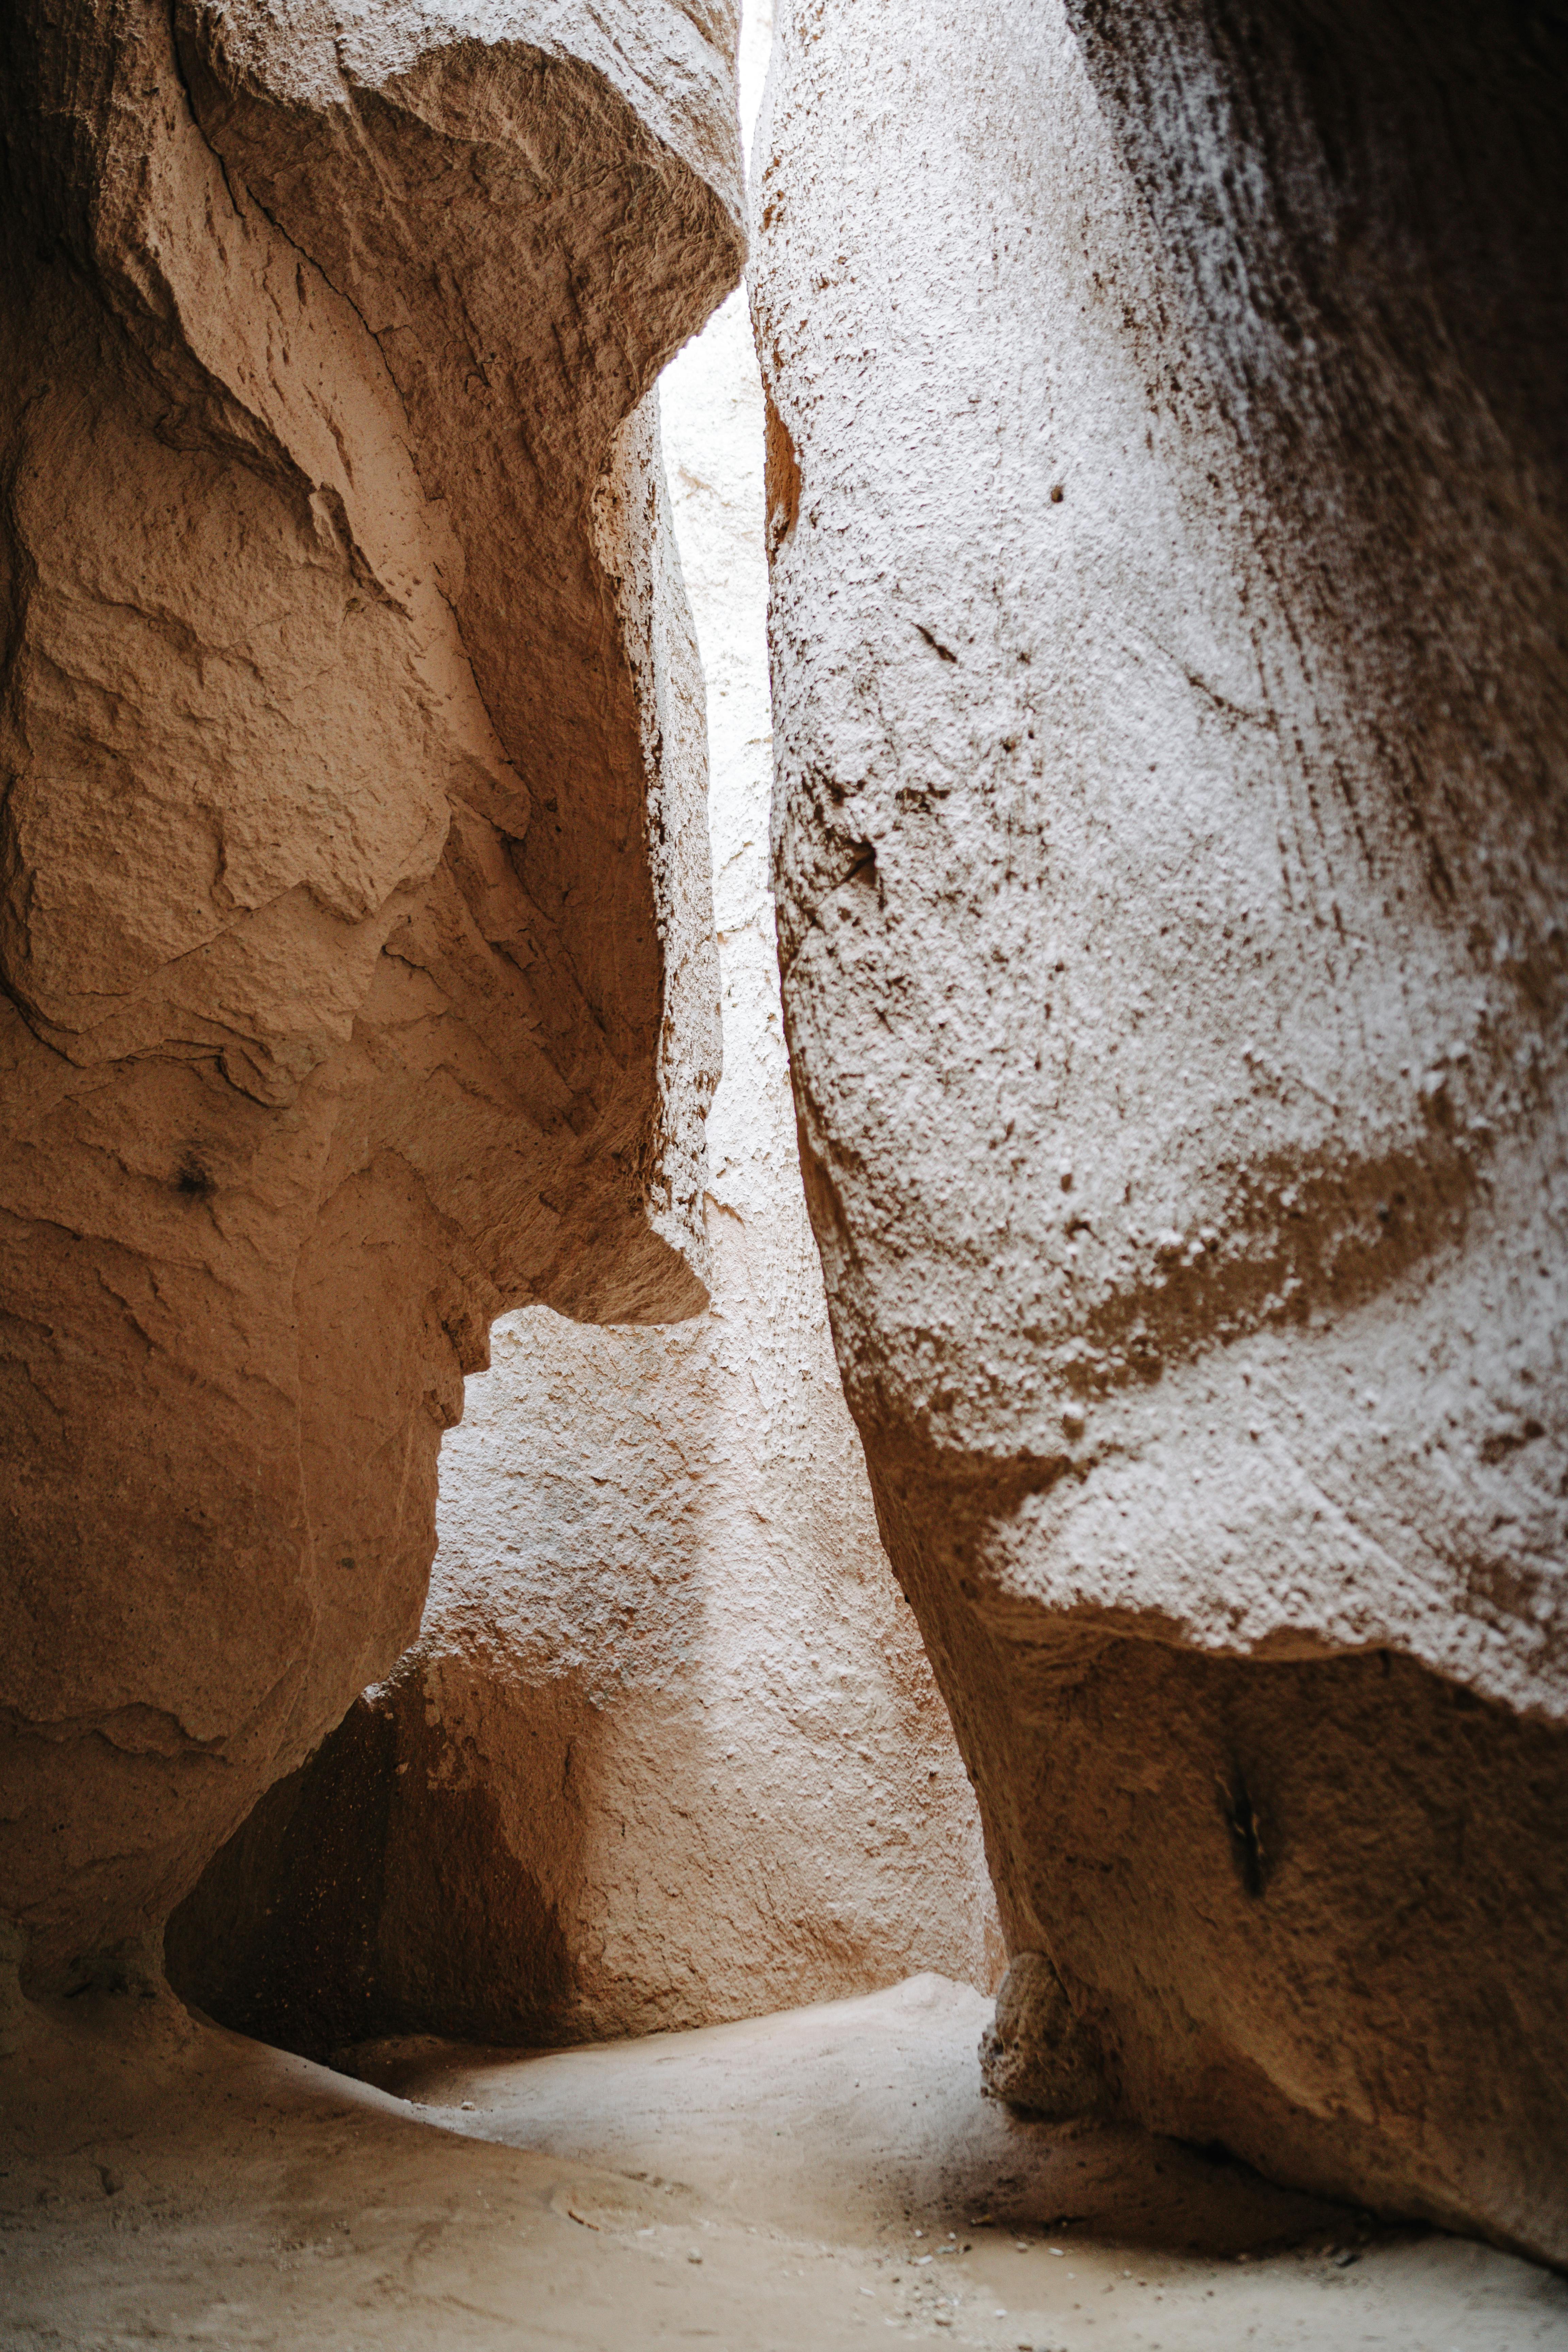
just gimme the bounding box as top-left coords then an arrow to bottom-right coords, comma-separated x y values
169,44 -> 1005,2052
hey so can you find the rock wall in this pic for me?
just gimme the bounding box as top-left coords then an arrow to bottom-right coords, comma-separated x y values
169,194 -> 1001,2055
753,0 -> 1568,2264
0,0 -> 742,1988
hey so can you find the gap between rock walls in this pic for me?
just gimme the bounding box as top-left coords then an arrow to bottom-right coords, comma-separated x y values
162,0 -> 1004,2077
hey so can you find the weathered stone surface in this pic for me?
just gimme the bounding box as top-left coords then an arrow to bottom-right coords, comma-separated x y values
168,268 -> 1001,2055
753,0 -> 1568,2261
0,0 -> 742,1984
979,1951 -> 1109,2122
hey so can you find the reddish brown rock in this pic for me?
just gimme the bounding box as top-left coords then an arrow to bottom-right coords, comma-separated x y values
0,0 -> 742,1987
753,0 -> 1568,2263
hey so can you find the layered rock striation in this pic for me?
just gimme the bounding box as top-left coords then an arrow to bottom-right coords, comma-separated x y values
753,0 -> 1568,2261
0,0 -> 742,1987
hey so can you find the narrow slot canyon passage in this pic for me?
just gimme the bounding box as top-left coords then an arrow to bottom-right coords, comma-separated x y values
160,131 -> 1002,2055
1,1 -> 1566,2348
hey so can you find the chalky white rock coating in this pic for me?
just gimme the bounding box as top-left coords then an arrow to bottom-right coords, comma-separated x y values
754,0 -> 1566,1715
752,0 -> 1568,2264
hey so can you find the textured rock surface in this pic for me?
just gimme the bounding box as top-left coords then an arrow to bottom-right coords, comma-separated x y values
978,1950 -> 1108,2122
0,0 -> 742,1984
170,215 -> 1001,2053
753,0 -> 1568,2263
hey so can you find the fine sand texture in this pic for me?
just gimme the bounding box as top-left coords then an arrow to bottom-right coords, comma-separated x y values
3,1973 -> 1564,2350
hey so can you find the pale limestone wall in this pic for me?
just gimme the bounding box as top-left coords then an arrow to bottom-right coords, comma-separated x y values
750,0 -> 1568,2266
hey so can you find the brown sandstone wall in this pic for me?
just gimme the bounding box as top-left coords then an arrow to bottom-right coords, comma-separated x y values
0,0 -> 742,1988
752,0 -> 1568,2264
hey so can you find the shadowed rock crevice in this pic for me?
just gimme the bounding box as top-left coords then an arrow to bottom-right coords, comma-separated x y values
167,248 -> 1003,2057
166,1684 -> 579,2060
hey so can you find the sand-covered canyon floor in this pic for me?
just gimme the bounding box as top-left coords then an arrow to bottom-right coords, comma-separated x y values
3,1973 -> 1564,2350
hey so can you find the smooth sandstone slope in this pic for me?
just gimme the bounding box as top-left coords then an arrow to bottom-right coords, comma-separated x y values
753,0 -> 1568,2264
169,264 -> 1001,2056
0,0 -> 741,1987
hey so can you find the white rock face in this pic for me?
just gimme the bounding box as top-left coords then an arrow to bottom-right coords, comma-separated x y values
753,0 -> 1567,1718
751,0 -> 1568,2267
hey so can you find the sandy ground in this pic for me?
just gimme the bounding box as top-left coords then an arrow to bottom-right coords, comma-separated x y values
2,1972 -> 1564,2350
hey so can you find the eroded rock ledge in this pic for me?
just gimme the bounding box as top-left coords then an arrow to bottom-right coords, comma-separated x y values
0,0 -> 742,1985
